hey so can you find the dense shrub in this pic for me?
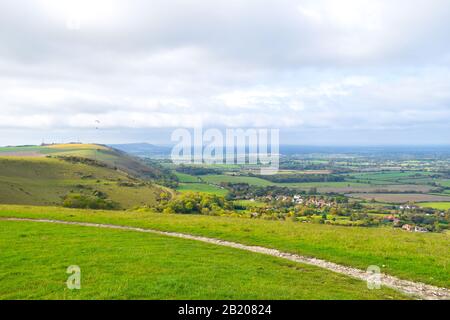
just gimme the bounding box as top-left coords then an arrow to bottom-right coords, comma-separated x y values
156,192 -> 233,215
252,173 -> 345,183
141,159 -> 179,187
62,193 -> 119,210
176,165 -> 220,176
222,183 -> 304,200
56,156 -> 108,167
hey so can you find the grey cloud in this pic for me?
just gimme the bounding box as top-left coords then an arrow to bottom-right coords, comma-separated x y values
0,0 -> 450,145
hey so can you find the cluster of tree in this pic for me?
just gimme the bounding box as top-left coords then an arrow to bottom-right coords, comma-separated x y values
56,156 -> 108,167
397,212 -> 449,232
155,192 -> 234,215
250,173 -> 345,183
141,159 -> 179,188
279,162 -> 329,171
175,165 -> 221,176
245,204 -> 349,223
62,192 -> 119,210
279,157 -> 329,171
116,180 -> 146,187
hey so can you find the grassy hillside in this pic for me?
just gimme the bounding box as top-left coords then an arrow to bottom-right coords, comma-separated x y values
0,151 -> 164,209
0,143 -> 167,181
0,220 -> 406,299
1,205 -> 448,288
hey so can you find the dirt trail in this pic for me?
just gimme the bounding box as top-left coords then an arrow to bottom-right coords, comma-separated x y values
2,217 -> 449,300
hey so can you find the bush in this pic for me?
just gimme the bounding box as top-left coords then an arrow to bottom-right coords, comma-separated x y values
156,192 -> 233,215
62,193 -> 119,210
176,165 -> 220,176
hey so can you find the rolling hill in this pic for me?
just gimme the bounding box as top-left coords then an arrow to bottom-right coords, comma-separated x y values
0,143 -> 167,180
0,144 -> 168,209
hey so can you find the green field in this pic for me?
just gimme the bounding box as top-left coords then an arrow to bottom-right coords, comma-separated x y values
200,174 -> 374,191
1,205 -> 448,288
435,179 -> 450,188
174,171 -> 230,196
174,171 -> 437,194
418,202 -> 450,210
174,172 -> 200,183
0,220 -> 407,299
0,144 -> 109,157
0,156 -> 162,209
176,183 -> 228,196
233,199 -> 267,208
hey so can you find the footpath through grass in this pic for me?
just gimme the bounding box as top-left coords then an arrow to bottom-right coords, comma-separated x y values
0,220 -> 407,299
0,205 -> 448,288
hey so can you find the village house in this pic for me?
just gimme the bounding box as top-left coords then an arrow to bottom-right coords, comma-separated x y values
399,205 -> 418,210
402,224 -> 413,232
305,198 -> 333,208
385,215 -> 401,226
414,226 -> 428,233
293,195 -> 303,204
402,224 -> 428,232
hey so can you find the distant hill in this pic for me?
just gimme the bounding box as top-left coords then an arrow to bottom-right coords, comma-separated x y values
109,143 -> 172,157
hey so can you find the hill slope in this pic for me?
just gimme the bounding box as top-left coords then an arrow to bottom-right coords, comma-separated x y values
1,205 -> 447,288
0,144 -> 167,209
0,219 -> 406,299
0,143 -> 167,180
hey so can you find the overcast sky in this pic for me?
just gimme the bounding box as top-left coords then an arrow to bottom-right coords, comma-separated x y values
1,0 -> 450,146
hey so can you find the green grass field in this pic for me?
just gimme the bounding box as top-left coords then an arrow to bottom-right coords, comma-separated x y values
0,220 -> 406,299
418,202 -> 450,210
233,200 -> 267,208
1,205 -> 448,288
200,174 -> 375,191
177,172 -> 436,194
174,172 -> 200,183
0,144 -> 109,157
435,179 -> 450,188
176,183 -> 228,196
201,174 -> 274,186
